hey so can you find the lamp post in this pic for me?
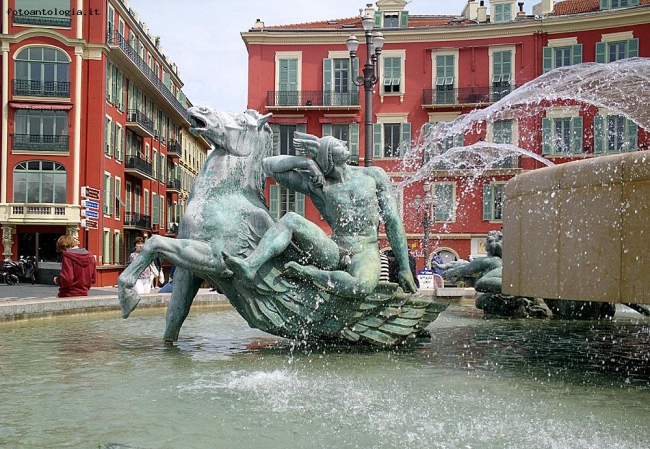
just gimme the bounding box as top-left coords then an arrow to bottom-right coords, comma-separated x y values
346,14 -> 384,167
414,181 -> 439,269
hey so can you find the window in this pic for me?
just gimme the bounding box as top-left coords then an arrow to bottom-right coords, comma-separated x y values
277,57 -> 299,106
600,0 -> 639,10
103,173 -> 112,215
374,10 -> 408,28
13,160 -> 66,203
373,122 -> 411,158
542,45 -> 583,73
105,117 -> 113,157
270,123 -> 306,156
493,2 -> 513,23
435,55 -> 455,105
383,57 -> 402,93
322,123 -> 360,165
14,0 -> 71,26
323,57 -> 359,106
483,183 -> 506,221
114,177 -> 122,220
596,38 -> 639,63
491,50 -> 512,101
542,115 -> 583,155
269,184 -> 305,221
14,109 -> 68,151
434,183 -> 455,222
114,232 -> 123,264
103,229 -> 113,265
491,119 -> 517,168
14,46 -> 70,97
594,114 -> 638,153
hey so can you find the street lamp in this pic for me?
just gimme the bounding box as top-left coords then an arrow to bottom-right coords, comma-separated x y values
414,181 -> 440,269
346,14 -> 384,167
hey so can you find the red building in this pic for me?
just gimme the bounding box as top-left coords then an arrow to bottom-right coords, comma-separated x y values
241,0 -> 650,271
0,0 -> 210,286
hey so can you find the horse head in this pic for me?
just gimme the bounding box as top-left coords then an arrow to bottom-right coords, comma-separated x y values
188,106 -> 273,194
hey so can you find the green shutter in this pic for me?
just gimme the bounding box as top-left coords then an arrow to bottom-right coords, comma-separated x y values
323,58 -> 333,106
400,123 -> 411,156
350,123 -> 360,163
626,119 -> 638,152
600,0 -> 610,10
483,184 -> 493,221
595,42 -> 607,63
321,123 -> 332,137
399,10 -> 409,28
270,124 -> 280,156
627,38 -> 639,58
350,57 -> 359,95
373,123 -> 383,157
542,47 -> 553,73
269,184 -> 279,220
455,133 -> 464,148
572,44 -> 583,65
297,123 -> 306,134
571,116 -> 583,154
594,115 -> 605,153
542,118 -> 552,155
374,11 -> 382,27
630,0 -> 640,5
295,192 -> 305,216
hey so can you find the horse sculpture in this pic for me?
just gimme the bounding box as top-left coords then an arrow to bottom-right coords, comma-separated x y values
118,106 -> 448,346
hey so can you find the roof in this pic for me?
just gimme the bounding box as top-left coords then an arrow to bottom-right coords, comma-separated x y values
551,0 -> 650,15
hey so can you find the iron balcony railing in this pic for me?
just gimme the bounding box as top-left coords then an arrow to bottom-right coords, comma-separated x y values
168,140 -> 182,157
12,134 -> 69,151
167,178 -> 182,191
106,29 -> 188,121
124,212 -> 151,229
422,85 -> 515,106
13,79 -> 71,98
266,90 -> 361,108
125,155 -> 154,178
126,109 -> 155,136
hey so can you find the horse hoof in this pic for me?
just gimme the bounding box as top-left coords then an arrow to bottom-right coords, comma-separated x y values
119,288 -> 141,318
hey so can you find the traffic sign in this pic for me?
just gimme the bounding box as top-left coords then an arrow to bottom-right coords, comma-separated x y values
81,186 -> 100,201
81,219 -> 98,229
81,200 -> 99,210
82,209 -> 99,219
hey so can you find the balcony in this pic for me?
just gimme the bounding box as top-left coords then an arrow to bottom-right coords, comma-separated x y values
266,90 -> 360,109
12,134 -> 69,152
126,109 -> 155,138
13,80 -> 70,98
124,155 -> 155,181
166,178 -> 182,193
106,29 -> 189,123
422,86 -> 515,107
0,203 -> 80,225
124,212 -> 151,229
168,139 -> 182,158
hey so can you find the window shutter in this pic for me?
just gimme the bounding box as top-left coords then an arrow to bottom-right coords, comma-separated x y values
374,11 -> 382,27
594,115 -> 605,153
270,124 -> 280,156
295,192 -> 305,217
297,123 -> 306,134
350,57 -> 359,96
571,116 -> 583,154
269,184 -> 279,220
399,10 -> 409,28
454,133 -> 464,148
542,47 -> 553,73
400,123 -> 411,156
572,44 -> 583,65
599,0 -> 610,10
504,3 -> 512,21
483,184 -> 493,221
373,123 -> 382,157
323,58 -> 333,106
630,0 -> 640,5
350,123 -> 360,163
321,123 -> 332,137
542,117 -> 552,155
626,119 -> 638,152
627,39 -> 639,58
595,42 -> 607,63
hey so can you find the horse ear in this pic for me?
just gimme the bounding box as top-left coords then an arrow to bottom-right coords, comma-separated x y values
257,113 -> 272,130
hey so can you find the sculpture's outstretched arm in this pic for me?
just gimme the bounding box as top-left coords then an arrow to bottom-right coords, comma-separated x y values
263,155 -> 323,193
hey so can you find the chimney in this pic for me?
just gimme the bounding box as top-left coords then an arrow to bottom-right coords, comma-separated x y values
464,0 -> 479,21
534,0 -> 554,16
477,1 -> 487,22
516,2 -> 526,18
364,3 -> 375,17
252,18 -> 264,29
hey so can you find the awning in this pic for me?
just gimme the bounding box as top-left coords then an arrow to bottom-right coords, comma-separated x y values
9,102 -> 73,110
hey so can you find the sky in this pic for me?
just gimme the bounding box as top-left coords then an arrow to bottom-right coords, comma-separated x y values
126,0 -> 469,111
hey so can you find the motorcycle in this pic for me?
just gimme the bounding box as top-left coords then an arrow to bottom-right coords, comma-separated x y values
2,255 -> 36,285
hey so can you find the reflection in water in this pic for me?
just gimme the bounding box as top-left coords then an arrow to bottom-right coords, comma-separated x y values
0,304 -> 648,449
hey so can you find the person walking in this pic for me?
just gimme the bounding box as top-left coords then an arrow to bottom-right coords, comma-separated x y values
129,236 -> 153,294
54,235 -> 97,297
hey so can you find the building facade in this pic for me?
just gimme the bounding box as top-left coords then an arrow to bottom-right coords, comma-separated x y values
0,0 -> 209,286
241,0 -> 650,270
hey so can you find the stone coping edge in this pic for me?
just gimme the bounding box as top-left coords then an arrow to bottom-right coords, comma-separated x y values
0,292 -> 231,322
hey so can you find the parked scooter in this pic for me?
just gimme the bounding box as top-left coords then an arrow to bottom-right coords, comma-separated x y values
2,255 -> 36,285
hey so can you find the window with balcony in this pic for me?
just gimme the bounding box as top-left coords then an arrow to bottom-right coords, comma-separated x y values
277,57 -> 299,106
491,50 -> 512,102
14,46 -> 70,98
13,160 -> 67,203
483,183 -> 506,221
435,55 -> 455,105
323,58 -> 359,106
542,44 -> 583,73
594,114 -> 638,153
14,109 -> 68,151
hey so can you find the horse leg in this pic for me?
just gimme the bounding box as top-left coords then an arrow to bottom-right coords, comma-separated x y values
163,267 -> 204,342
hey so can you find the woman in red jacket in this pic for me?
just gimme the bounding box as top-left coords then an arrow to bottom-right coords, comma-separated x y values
54,235 -> 97,297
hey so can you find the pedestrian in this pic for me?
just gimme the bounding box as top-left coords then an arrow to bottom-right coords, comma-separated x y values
129,236 -> 153,294
159,265 -> 175,293
408,249 -> 420,289
54,235 -> 97,297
